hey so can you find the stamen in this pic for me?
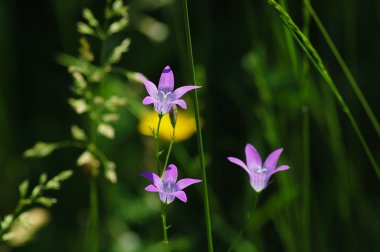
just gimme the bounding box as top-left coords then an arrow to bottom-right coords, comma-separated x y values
159,91 -> 172,104
256,167 -> 268,174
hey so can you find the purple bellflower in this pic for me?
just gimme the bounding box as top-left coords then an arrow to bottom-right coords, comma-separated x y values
136,66 -> 201,115
227,144 -> 289,192
141,164 -> 202,204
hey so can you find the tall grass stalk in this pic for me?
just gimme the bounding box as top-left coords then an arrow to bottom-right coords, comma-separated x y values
89,178 -> 99,252
301,1 -> 311,251
304,0 -> 380,137
265,0 -> 380,179
182,0 -> 214,251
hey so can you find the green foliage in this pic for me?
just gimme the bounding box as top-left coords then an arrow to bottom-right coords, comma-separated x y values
0,170 -> 73,243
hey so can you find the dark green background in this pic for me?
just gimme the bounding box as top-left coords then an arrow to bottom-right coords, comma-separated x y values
1,0 -> 379,251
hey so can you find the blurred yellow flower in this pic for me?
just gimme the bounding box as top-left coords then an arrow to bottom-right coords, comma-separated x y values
138,110 -> 197,142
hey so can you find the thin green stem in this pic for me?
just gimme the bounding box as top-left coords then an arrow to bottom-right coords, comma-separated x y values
162,127 -> 176,176
161,203 -> 169,245
265,0 -> 380,180
155,114 -> 163,175
304,2 -> 380,137
153,114 -> 169,244
88,177 -> 99,252
182,1 -> 214,251
279,0 -> 299,77
227,193 -> 260,252
301,1 -> 311,251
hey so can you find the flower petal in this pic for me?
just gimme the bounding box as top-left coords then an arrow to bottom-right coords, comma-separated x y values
158,66 -> 174,93
227,157 -> 250,174
173,85 -> 201,99
171,99 -> 187,109
164,164 -> 178,183
136,73 -> 157,97
154,102 -> 173,115
270,165 -> 290,176
145,184 -> 160,192
176,178 -> 202,190
141,172 -> 162,188
159,192 -> 167,203
245,144 -> 262,171
263,148 -> 283,171
172,191 -> 187,203
249,172 -> 270,192
143,96 -> 156,105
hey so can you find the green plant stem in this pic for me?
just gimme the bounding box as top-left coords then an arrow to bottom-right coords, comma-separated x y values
182,1 -> 214,251
302,1 -> 311,251
89,177 -> 99,252
304,1 -> 380,137
153,114 -> 169,244
227,193 -> 260,252
161,203 -> 169,245
155,114 -> 163,175
265,0 -> 380,180
162,126 -> 176,176
279,0 -> 299,76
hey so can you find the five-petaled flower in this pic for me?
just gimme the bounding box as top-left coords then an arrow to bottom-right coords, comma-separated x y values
136,66 -> 201,115
227,144 -> 289,192
141,164 -> 202,204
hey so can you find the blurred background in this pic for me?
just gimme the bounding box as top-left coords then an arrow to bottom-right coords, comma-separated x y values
1,0 -> 380,251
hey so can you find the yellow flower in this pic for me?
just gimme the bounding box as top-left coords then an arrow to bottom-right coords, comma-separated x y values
138,110 -> 197,142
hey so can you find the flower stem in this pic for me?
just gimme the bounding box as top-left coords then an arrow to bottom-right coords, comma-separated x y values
155,114 -> 163,174
161,203 -> 169,245
153,114 -> 169,244
227,193 -> 260,252
182,1 -> 214,251
162,126 -> 176,176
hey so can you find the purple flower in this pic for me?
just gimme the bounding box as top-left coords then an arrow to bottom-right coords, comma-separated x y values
141,164 -> 202,204
227,144 -> 289,192
136,66 -> 201,115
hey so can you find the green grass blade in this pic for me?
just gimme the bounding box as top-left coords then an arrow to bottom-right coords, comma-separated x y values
265,0 -> 380,179
182,1 -> 214,251
304,1 -> 380,137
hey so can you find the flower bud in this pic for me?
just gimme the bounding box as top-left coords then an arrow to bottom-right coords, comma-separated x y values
169,104 -> 178,128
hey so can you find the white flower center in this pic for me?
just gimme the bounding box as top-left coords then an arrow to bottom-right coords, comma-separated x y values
162,181 -> 177,193
158,91 -> 172,105
256,167 -> 268,174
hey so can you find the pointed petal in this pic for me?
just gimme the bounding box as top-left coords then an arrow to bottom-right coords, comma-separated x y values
270,165 -> 290,176
171,99 -> 187,109
158,66 -> 174,92
264,148 -> 283,172
176,178 -> 202,190
141,172 -> 162,188
145,185 -> 160,192
166,194 -> 176,204
245,144 -> 262,170
172,191 -> 187,203
227,157 -> 250,174
143,96 -> 156,105
136,73 -> 158,97
164,164 -> 178,183
159,192 -> 167,203
173,85 -> 201,99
